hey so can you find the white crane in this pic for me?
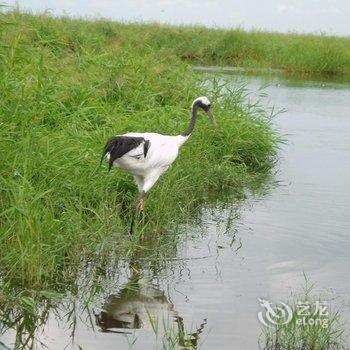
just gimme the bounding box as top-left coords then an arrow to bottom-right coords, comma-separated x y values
100,96 -> 216,233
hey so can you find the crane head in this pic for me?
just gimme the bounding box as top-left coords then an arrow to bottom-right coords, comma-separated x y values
192,96 -> 217,126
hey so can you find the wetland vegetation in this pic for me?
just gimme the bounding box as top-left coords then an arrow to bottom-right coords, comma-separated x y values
261,278 -> 346,350
1,10 -> 349,350
0,9 -> 277,339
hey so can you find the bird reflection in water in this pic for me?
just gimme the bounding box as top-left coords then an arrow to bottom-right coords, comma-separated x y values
95,271 -> 207,348
95,273 -> 174,331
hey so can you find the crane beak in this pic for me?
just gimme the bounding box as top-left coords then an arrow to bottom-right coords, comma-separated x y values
206,108 -> 217,126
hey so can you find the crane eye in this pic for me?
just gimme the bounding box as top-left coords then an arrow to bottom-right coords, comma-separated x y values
204,104 -> 211,112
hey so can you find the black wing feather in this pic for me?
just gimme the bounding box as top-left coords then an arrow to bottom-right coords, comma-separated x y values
144,140 -> 150,158
100,136 -> 149,171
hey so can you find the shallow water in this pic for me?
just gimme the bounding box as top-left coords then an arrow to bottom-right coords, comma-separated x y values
1,72 -> 350,349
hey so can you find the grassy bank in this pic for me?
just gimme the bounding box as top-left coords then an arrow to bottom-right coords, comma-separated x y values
169,28 -> 350,77
3,9 -> 350,76
0,11 -> 279,345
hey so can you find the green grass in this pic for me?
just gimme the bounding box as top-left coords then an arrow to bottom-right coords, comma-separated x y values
1,10 -> 349,77
261,279 -> 346,350
0,10 -> 281,347
4,9 -> 349,76
263,307 -> 345,350
127,24 -> 350,76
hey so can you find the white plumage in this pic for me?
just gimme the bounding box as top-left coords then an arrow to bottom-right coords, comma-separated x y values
101,96 -> 216,233
109,133 -> 187,194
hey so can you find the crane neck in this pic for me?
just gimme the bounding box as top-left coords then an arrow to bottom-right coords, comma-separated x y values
181,102 -> 199,137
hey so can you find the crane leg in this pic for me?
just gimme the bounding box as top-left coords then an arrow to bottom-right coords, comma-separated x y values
129,191 -> 145,234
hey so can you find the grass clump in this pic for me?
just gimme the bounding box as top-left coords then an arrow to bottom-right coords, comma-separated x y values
263,304 -> 345,350
261,279 -> 346,350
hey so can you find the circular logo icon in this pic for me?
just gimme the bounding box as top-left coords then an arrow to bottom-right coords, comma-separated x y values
258,298 -> 292,327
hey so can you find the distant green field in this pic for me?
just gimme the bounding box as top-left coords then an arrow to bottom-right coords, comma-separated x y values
2,10 -> 349,76
152,25 -> 350,76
